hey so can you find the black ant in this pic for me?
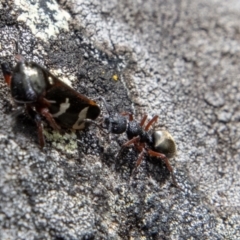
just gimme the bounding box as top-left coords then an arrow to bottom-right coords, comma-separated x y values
91,98 -> 180,189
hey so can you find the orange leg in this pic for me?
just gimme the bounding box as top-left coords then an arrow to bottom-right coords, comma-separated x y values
140,114 -> 148,127
40,108 -> 61,131
116,136 -> 140,159
121,112 -> 134,121
148,149 -> 171,171
123,138 -> 146,168
122,136 -> 140,147
1,63 -> 12,86
145,115 -> 158,131
135,143 -> 145,167
148,149 -> 182,190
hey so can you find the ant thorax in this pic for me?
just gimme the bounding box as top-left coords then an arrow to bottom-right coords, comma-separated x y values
127,121 -> 152,145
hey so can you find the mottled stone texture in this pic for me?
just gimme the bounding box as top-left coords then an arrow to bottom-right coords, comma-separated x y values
0,0 -> 239,239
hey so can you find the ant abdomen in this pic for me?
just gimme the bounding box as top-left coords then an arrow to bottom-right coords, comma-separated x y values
126,121 -> 142,139
152,130 -> 177,158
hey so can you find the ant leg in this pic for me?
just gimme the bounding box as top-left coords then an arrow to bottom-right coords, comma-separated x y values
140,114 -> 148,127
122,136 -> 140,147
133,142 -> 146,166
116,136 -> 140,158
96,96 -> 112,115
135,147 -> 145,167
148,149 -> 170,168
40,108 -> 61,131
121,112 -> 134,121
131,149 -> 145,176
148,149 -> 182,190
145,115 -> 158,131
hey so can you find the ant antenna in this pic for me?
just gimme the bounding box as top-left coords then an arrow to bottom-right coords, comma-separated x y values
81,118 -> 108,135
96,96 -> 112,116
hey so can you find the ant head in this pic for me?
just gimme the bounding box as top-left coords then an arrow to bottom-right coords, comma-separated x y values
152,130 -> 177,158
98,97 -> 128,134
104,114 -> 127,134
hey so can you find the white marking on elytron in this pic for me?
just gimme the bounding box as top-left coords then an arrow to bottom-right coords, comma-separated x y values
52,98 -> 70,117
72,107 -> 89,130
48,76 -> 54,85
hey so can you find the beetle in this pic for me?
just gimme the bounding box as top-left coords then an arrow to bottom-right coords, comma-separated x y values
1,58 -> 101,147
98,98 -> 180,188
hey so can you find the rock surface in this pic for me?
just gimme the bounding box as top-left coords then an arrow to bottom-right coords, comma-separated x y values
0,0 -> 239,239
